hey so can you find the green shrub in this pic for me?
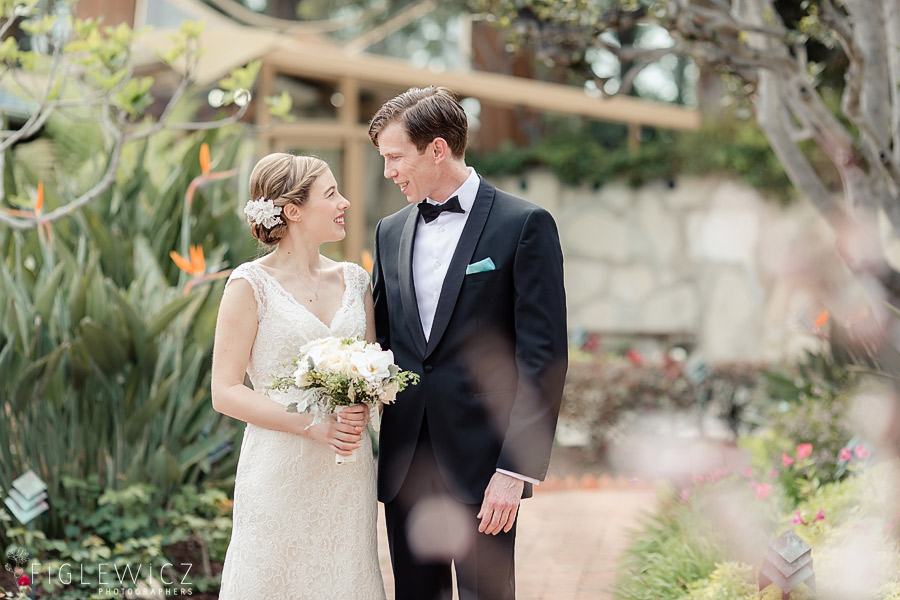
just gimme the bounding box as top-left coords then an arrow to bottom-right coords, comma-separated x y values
0,123 -> 258,541
751,351 -> 858,504
686,562 -> 756,600
615,487 -> 729,600
562,357 -> 767,459
4,481 -> 233,596
617,457 -> 900,599
469,118 -> 801,202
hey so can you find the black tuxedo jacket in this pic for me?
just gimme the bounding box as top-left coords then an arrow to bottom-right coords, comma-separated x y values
372,177 -> 567,505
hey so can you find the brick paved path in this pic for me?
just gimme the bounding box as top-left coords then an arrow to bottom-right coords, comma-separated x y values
377,487 -> 657,600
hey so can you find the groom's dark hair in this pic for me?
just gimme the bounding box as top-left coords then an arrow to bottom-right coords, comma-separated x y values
368,86 -> 468,158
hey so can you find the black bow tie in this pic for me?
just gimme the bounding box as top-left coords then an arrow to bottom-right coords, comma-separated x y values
417,196 -> 465,223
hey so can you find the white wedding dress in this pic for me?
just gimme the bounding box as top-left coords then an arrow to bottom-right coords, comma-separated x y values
218,261 -> 386,600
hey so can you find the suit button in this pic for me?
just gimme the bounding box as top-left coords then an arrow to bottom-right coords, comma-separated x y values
423,365 -> 433,374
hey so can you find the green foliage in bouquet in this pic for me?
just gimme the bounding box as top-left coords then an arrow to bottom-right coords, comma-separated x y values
296,360 -> 420,410
271,337 -> 420,412
0,120 -> 258,541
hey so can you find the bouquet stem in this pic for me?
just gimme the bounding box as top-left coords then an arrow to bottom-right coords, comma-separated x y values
336,448 -> 358,465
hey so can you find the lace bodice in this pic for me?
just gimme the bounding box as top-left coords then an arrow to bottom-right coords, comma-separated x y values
218,260 -> 385,600
229,260 -> 370,399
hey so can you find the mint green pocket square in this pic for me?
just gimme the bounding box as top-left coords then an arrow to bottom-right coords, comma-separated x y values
466,258 -> 496,275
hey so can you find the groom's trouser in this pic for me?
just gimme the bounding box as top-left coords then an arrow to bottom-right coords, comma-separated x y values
384,415 -> 517,600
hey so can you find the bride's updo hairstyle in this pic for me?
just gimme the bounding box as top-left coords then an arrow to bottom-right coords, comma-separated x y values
246,153 -> 328,246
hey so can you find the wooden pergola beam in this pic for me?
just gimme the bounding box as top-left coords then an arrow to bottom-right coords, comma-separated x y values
265,40 -> 700,131
338,77 -> 366,263
259,120 -> 370,143
140,18 -> 701,262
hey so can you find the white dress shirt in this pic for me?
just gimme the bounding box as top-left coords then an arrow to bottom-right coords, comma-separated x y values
413,167 -> 539,487
413,168 -> 480,340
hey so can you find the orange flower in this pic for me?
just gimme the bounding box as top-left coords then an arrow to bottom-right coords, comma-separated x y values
35,182 -> 44,212
170,245 -> 206,276
215,497 -> 234,515
361,250 -> 374,274
199,143 -> 211,174
814,309 -> 829,329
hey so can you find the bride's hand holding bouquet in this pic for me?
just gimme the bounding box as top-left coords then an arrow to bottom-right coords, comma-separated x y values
302,403 -> 369,460
271,336 -> 419,464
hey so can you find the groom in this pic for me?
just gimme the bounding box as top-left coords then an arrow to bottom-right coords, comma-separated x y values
369,86 -> 567,600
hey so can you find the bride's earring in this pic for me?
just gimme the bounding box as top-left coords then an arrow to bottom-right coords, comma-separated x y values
283,204 -> 303,224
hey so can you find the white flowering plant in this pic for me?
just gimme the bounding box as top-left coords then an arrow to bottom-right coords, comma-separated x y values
270,337 -> 418,462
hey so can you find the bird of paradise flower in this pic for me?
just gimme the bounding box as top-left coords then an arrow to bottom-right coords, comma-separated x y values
5,182 -> 53,239
171,143 -> 234,294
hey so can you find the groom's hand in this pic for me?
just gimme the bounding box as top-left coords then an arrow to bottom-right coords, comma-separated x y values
477,472 -> 524,535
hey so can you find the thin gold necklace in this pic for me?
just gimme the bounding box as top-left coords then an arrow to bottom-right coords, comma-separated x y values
297,268 -> 322,303
271,251 -> 322,303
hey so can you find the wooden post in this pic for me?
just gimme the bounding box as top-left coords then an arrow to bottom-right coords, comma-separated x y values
628,123 -> 641,154
257,62 -> 276,155
338,77 -> 365,263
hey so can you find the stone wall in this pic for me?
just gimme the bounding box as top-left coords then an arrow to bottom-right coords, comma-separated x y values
489,171 -> 848,364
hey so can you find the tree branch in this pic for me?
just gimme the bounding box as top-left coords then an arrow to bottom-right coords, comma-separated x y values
843,2 -> 892,159
611,47 -> 674,95
685,3 -> 786,38
819,0 -> 855,59
882,0 -> 900,171
163,104 -> 251,131
0,46 -> 67,152
0,131 -> 125,230
0,11 -> 21,41
755,72 -> 844,226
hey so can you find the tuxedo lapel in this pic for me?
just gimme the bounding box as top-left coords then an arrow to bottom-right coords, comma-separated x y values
398,208 -> 427,357
424,180 -> 495,359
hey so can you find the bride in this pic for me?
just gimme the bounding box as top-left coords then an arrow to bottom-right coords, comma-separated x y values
210,153 -> 385,599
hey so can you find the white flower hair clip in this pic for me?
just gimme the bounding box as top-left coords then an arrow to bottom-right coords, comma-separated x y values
244,198 -> 283,229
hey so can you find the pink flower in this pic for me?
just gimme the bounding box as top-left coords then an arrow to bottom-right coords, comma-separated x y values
796,443 -> 813,458
791,510 -> 807,526
754,483 -> 773,499
840,448 -> 853,461
625,349 -> 643,366
813,509 -> 825,522
742,465 -> 753,478
854,445 -> 870,459
706,468 -> 730,482
768,469 -> 778,479
782,453 -> 795,467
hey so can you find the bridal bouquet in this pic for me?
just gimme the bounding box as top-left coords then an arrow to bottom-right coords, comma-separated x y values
270,336 -> 419,464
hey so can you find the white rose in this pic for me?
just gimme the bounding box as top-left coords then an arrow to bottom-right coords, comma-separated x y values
378,380 -> 400,404
301,338 -> 330,367
292,359 -> 311,387
348,339 -> 368,352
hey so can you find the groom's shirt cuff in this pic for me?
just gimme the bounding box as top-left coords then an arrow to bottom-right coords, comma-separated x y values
496,468 -> 540,486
